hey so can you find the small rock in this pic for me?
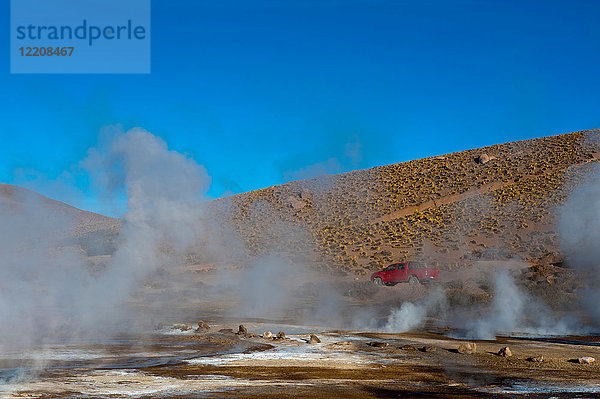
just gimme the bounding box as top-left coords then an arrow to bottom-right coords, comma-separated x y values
245,332 -> 258,338
276,331 -> 287,339
367,341 -> 389,348
400,344 -> 417,351
236,325 -> 247,335
173,323 -> 192,331
498,347 -> 512,357
218,328 -> 234,334
578,356 -> 595,364
475,153 -> 491,164
457,343 -> 477,354
197,320 -> 210,331
528,356 -> 544,363
308,334 -> 321,344
421,345 -> 436,352
286,196 -> 307,210
299,190 -> 311,200
262,331 -> 273,339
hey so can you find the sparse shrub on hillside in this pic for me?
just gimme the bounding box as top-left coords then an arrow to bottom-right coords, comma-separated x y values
201,130 -> 597,275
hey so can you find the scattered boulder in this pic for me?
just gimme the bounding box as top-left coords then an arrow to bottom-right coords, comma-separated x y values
299,190 -> 311,200
367,341 -> 389,348
286,196 -> 307,210
400,344 -> 417,351
308,334 -> 321,344
262,331 -> 273,339
578,356 -> 595,364
276,331 -> 287,340
457,343 -> 477,354
421,345 -> 436,353
475,153 -> 491,164
236,325 -> 248,335
218,328 -> 234,334
196,320 -> 210,331
498,347 -> 512,357
528,356 -> 544,363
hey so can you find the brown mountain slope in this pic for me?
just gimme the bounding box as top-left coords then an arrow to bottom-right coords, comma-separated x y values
0,183 -> 120,255
0,183 -> 118,232
207,129 -> 600,275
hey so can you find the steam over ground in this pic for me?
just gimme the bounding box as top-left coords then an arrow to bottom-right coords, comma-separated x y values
0,127 -> 212,350
2,127 -> 600,365
559,165 -> 600,325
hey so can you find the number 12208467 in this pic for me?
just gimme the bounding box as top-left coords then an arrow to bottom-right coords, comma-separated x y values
19,47 -> 74,56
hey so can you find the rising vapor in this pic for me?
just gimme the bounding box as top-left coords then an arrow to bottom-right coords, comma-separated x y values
0,127 -> 212,352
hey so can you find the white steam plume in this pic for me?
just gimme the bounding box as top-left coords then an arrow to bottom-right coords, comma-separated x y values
464,269 -> 580,339
81,127 -> 211,325
379,288 -> 447,333
225,255 -> 304,319
558,164 -> 600,326
0,126 -> 212,354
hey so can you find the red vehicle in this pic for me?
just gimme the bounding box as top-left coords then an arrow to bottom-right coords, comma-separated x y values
371,261 -> 439,286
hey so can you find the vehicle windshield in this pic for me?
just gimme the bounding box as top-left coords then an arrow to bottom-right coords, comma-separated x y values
383,264 -> 396,271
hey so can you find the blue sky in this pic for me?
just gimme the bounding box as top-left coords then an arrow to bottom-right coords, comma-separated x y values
1,0 -> 599,217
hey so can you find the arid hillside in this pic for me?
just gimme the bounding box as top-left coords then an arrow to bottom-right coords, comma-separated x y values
207,129 -> 600,277
3,129 -> 599,278
0,183 -> 120,255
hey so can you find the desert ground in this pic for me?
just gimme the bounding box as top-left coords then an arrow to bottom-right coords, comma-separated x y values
2,272 -> 600,398
3,321 -> 600,398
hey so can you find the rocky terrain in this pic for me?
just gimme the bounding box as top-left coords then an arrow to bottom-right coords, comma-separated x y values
193,129 -> 597,311
4,320 -> 600,398
3,130 -> 600,310
210,129 -> 600,273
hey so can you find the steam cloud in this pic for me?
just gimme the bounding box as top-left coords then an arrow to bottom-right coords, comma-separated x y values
464,269 -> 580,339
82,127 -> 211,318
380,288 -> 447,333
0,127 -> 212,353
374,260 -> 587,339
225,255 -> 304,319
559,164 -> 600,327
